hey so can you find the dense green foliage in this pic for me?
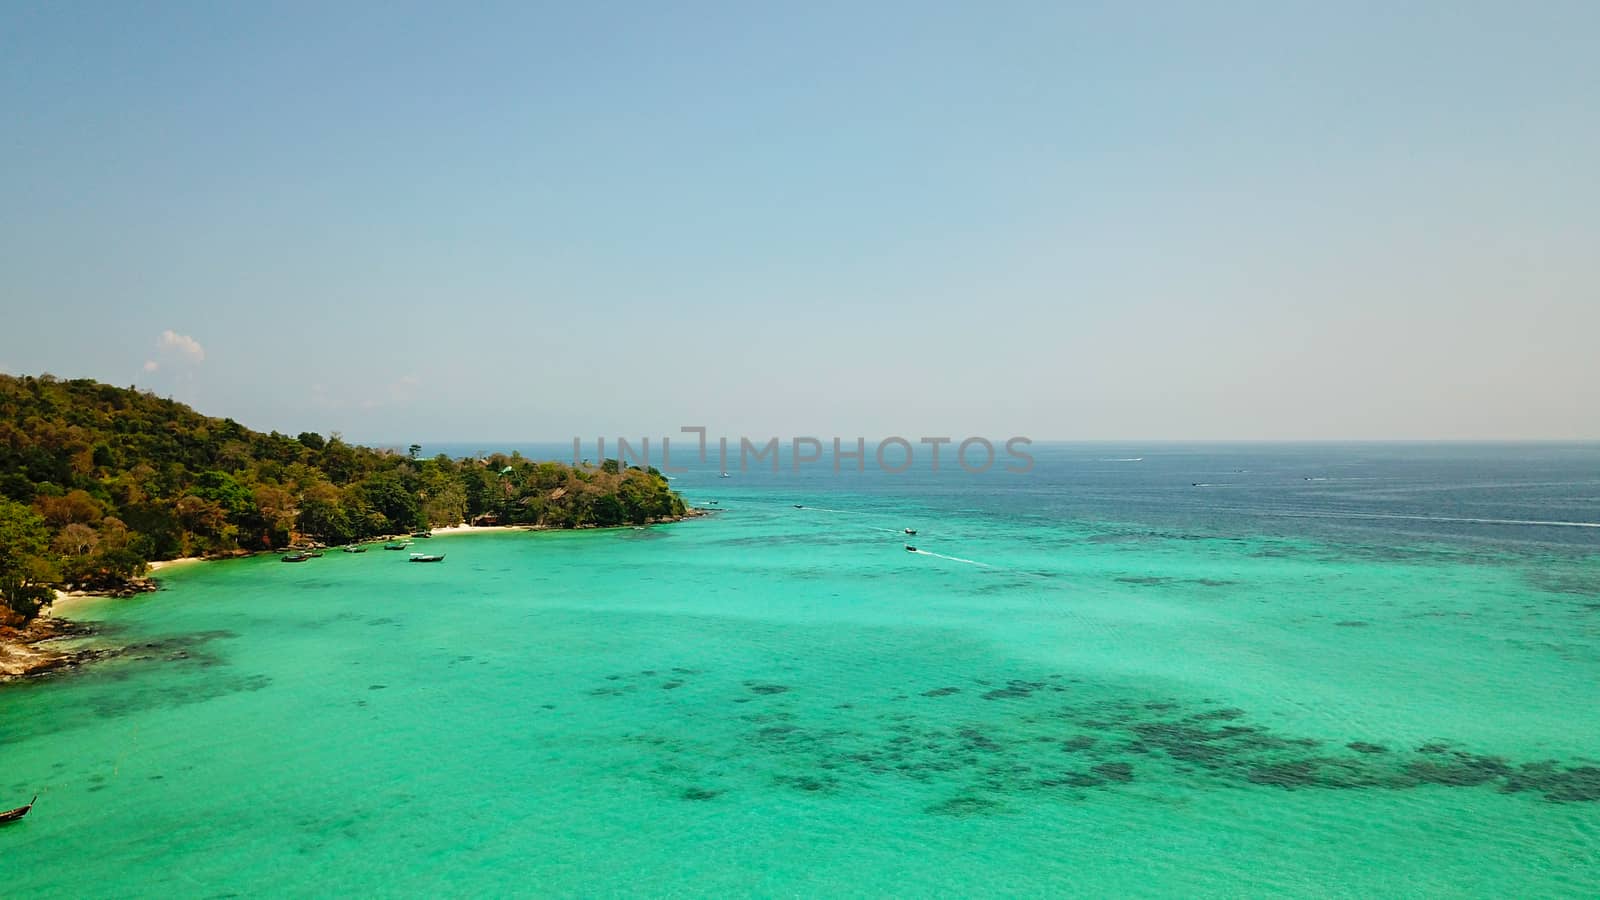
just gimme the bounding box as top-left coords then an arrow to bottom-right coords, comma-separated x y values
0,374 -> 686,623
0,498 -> 56,623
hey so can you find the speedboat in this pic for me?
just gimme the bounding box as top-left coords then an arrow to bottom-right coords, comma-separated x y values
904,528 -> 917,535
719,472 -> 731,478
904,544 -> 917,552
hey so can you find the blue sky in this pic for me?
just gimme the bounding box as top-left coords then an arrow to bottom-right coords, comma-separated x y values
2,2 -> 1596,441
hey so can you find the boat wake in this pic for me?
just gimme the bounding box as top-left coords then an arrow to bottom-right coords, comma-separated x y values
911,549 -> 994,568
792,505 -> 906,533
1099,457 -> 1144,462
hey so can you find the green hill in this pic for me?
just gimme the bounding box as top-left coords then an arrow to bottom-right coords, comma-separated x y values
0,374 -> 687,624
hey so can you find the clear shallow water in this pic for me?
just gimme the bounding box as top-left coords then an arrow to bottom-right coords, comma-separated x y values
3,444 -> 1598,896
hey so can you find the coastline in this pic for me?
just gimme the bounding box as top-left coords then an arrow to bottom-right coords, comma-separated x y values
0,615 -> 105,681
2,512 -> 705,682
147,556 -> 208,573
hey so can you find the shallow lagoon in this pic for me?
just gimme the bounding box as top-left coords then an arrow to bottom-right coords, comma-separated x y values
3,445 -> 1598,896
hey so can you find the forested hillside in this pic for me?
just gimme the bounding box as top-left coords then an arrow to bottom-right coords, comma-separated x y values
0,374 -> 687,623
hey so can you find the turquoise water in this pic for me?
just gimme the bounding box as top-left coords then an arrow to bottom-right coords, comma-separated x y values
3,445 -> 1599,896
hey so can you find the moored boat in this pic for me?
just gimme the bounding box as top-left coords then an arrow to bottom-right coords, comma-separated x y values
281,552 -> 311,563
0,795 -> 36,824
409,553 -> 445,563
342,545 -> 367,553
384,542 -> 412,550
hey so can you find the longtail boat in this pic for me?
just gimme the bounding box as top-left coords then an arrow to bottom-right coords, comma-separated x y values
0,795 -> 36,824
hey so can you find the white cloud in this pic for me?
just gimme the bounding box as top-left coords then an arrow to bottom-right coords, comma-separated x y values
158,330 -> 205,363
143,360 -> 160,373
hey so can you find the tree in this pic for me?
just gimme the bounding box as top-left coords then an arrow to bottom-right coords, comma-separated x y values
354,473 -> 420,532
248,484 -> 297,547
176,494 -> 230,541
0,499 -> 56,624
53,522 -> 100,556
296,481 -> 353,543
35,489 -> 103,528
0,375 -> 689,595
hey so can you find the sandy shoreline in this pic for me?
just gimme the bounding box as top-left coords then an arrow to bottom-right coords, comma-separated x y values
54,518 -> 697,613
7,515 -> 701,682
425,523 -> 527,535
147,556 -> 208,572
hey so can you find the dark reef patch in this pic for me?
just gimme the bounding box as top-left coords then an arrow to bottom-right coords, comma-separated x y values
1042,772 -> 1106,789
1189,707 -> 1247,722
598,665 -> 1600,815
1115,576 -> 1239,588
1092,762 -> 1134,783
982,680 -> 1047,701
1502,764 -> 1600,803
775,773 -> 840,794
926,794 -> 1004,816
1406,753 -> 1512,787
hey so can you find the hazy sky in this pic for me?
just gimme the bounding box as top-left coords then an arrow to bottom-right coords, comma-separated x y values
2,2 -> 1596,442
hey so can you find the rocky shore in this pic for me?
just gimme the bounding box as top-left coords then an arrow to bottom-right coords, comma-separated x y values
0,577 -> 159,682
0,616 -> 111,682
